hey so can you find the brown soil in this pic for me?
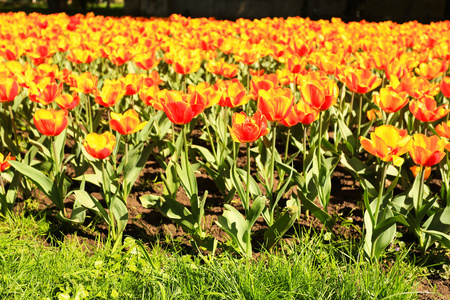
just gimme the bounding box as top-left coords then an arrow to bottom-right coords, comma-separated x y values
12,133 -> 450,300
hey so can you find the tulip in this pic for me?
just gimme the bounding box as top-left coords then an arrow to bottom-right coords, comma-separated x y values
0,78 -> 20,102
440,76 -> 450,98
339,67 -> 382,94
436,121 -> 450,150
55,93 -> 80,110
258,87 -> 294,122
373,87 -> 409,113
158,90 -> 205,125
300,79 -> 338,112
228,110 -> 269,143
360,125 -> 413,166
28,78 -> 63,105
110,109 -> 148,135
214,79 -> 251,108
134,52 -> 161,71
83,131 -> 116,160
94,80 -> 125,107
33,109 -> 68,136
119,73 -> 144,96
366,108 -> 382,121
409,134 -> 448,167
0,152 -> 15,172
409,96 -> 449,123
70,72 -> 98,94
410,165 -> 431,181
249,74 -> 279,100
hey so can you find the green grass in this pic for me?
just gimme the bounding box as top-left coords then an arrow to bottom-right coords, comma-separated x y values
0,215 -> 429,299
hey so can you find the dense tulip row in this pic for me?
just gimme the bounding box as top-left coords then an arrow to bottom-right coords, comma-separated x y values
1,12 -> 450,258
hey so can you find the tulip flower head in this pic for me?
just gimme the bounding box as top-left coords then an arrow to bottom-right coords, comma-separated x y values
409,96 -> 449,123
33,108 -> 68,136
0,152 -> 15,172
229,110 -> 269,143
0,78 -> 20,102
360,125 -> 413,166
409,134 -> 449,167
410,165 -> 431,181
110,109 -> 148,135
258,87 -> 294,122
83,131 -> 116,160
373,87 -> 409,113
55,93 -> 80,110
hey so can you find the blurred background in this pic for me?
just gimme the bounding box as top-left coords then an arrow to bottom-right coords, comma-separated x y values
0,0 -> 449,23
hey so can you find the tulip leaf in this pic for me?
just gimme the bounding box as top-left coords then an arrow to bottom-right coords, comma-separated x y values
264,204 -> 299,250
230,164 -> 246,208
110,195 -> 128,236
123,142 -> 153,197
298,190 -> 335,231
9,160 -> 63,211
421,206 -> 450,251
421,229 -> 450,250
73,190 -> 110,225
28,138 -> 51,159
216,204 -> 249,256
140,194 -> 197,232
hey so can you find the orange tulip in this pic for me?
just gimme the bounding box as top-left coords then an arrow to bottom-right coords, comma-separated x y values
214,79 -> 251,108
360,125 -> 413,166
119,73 -> 144,96
83,131 -> 116,160
234,49 -> 260,65
410,165 -> 431,181
0,152 -> 15,172
409,134 -> 448,167
300,78 -> 338,112
110,109 -> 148,135
435,120 -> 450,151
249,73 -> 279,100
440,76 -> 450,98
134,52 -> 161,71
414,59 -> 448,80
33,109 -> 68,136
366,108 -> 382,121
285,54 -> 307,74
66,48 -> 96,64
56,93 -> 80,110
172,50 -> 202,75
70,72 -> 98,94
229,110 -> 269,143
0,78 -> 20,102
159,90 -> 205,125
28,78 -> 63,105
258,87 -> 294,122
373,87 -> 409,113
339,67 -> 382,94
409,96 -> 449,122
187,82 -> 221,108
93,80 -> 125,108
139,85 -> 160,106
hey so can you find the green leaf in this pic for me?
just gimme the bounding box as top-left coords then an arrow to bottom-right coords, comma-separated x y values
123,142 -> 153,196
73,190 -> 110,225
139,195 -> 197,232
216,204 -> 248,255
298,190 -> 335,231
111,196 -> 129,237
421,229 -> 450,249
9,160 -> 63,211
264,204 -> 299,250
230,164 -> 246,207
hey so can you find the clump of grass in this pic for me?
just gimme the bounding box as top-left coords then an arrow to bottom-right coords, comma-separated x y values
0,215 -> 428,299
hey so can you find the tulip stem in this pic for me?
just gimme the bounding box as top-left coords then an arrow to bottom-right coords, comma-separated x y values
245,142 -> 251,213
303,125 -> 307,175
373,162 -> 388,227
347,92 -> 355,124
270,123 -> 277,195
356,93 -> 363,153
8,104 -> 19,154
0,175 -> 5,195
284,128 -> 291,163
85,94 -> 93,133
339,83 -> 346,114
318,112 -> 323,171
202,112 -> 217,163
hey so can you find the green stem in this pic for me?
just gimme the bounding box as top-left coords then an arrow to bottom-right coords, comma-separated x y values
318,112 -> 323,171
8,103 -> 19,154
270,123 -> 277,193
0,175 -> 5,195
373,162 -> 388,224
356,93 -> 363,153
202,112 -> 218,163
245,142 -> 251,214
85,94 -> 93,133
347,91 -> 355,124
303,125 -> 307,175
417,167 -> 425,250
102,162 -> 116,241
284,128 -> 291,163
